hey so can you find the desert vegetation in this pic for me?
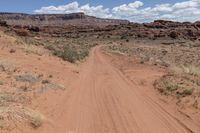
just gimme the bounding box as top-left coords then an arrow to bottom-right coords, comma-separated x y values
0,60 -> 43,129
0,31 -> 68,131
0,63 -> 66,130
108,39 -> 200,110
12,34 -> 95,63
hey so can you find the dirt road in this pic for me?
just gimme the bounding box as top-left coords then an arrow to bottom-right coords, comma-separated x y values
47,46 -> 193,133
1,43 -> 197,133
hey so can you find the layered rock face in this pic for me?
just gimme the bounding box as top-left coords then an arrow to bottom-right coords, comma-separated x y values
102,20 -> 200,40
0,12 -> 200,40
0,12 -> 129,27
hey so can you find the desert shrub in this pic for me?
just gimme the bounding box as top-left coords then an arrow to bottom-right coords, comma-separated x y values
15,74 -> 40,83
178,89 -> 193,97
61,48 -> 79,63
0,93 -> 30,106
24,109 -> 42,128
58,47 -> 89,63
154,71 -> 198,98
41,38 -> 92,62
78,49 -> 89,60
155,78 -> 178,94
29,115 -> 42,128
165,83 -> 178,92
0,59 -> 14,72
170,65 -> 200,76
45,83 -> 65,91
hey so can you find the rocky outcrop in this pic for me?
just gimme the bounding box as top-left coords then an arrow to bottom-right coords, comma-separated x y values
0,12 -> 129,27
1,12 -> 200,40
100,20 -> 200,41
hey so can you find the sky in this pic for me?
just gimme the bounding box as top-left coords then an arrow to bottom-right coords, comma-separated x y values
0,0 -> 200,22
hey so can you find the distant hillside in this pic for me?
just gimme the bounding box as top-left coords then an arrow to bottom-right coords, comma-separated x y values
0,12 -> 129,27
1,12 -> 200,41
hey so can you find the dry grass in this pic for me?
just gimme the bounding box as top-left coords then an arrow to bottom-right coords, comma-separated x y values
15,73 -> 40,83
108,40 -> 200,109
14,37 -> 46,56
0,106 -> 43,129
0,92 -> 43,129
0,59 -> 16,73
30,36 -> 96,63
0,30 -> 17,44
21,108 -> 43,128
22,44 -> 44,56
170,65 -> 200,76
154,76 -> 194,97
154,64 -> 199,109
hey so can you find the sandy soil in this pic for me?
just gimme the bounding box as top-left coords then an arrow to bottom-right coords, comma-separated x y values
1,40 -> 199,132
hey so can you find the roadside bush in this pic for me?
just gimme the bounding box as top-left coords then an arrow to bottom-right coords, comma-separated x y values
165,83 -> 178,92
78,49 -> 89,60
62,48 -> 79,63
178,89 -> 193,97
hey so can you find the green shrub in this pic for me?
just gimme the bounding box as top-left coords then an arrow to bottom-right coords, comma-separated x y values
180,89 -> 193,97
165,83 -> 178,92
62,48 -> 79,63
78,49 -> 89,60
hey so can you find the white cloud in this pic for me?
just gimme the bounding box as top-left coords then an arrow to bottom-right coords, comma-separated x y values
112,1 -> 143,16
34,0 -> 200,22
151,4 -> 173,12
172,0 -> 199,9
34,1 -> 111,18
34,2 -> 79,14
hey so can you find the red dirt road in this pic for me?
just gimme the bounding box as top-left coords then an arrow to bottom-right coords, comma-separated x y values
1,44 -> 198,133
48,46 -> 195,133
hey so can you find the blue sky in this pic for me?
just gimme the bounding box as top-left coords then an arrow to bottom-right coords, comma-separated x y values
0,0 -> 186,13
0,0 -> 199,22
